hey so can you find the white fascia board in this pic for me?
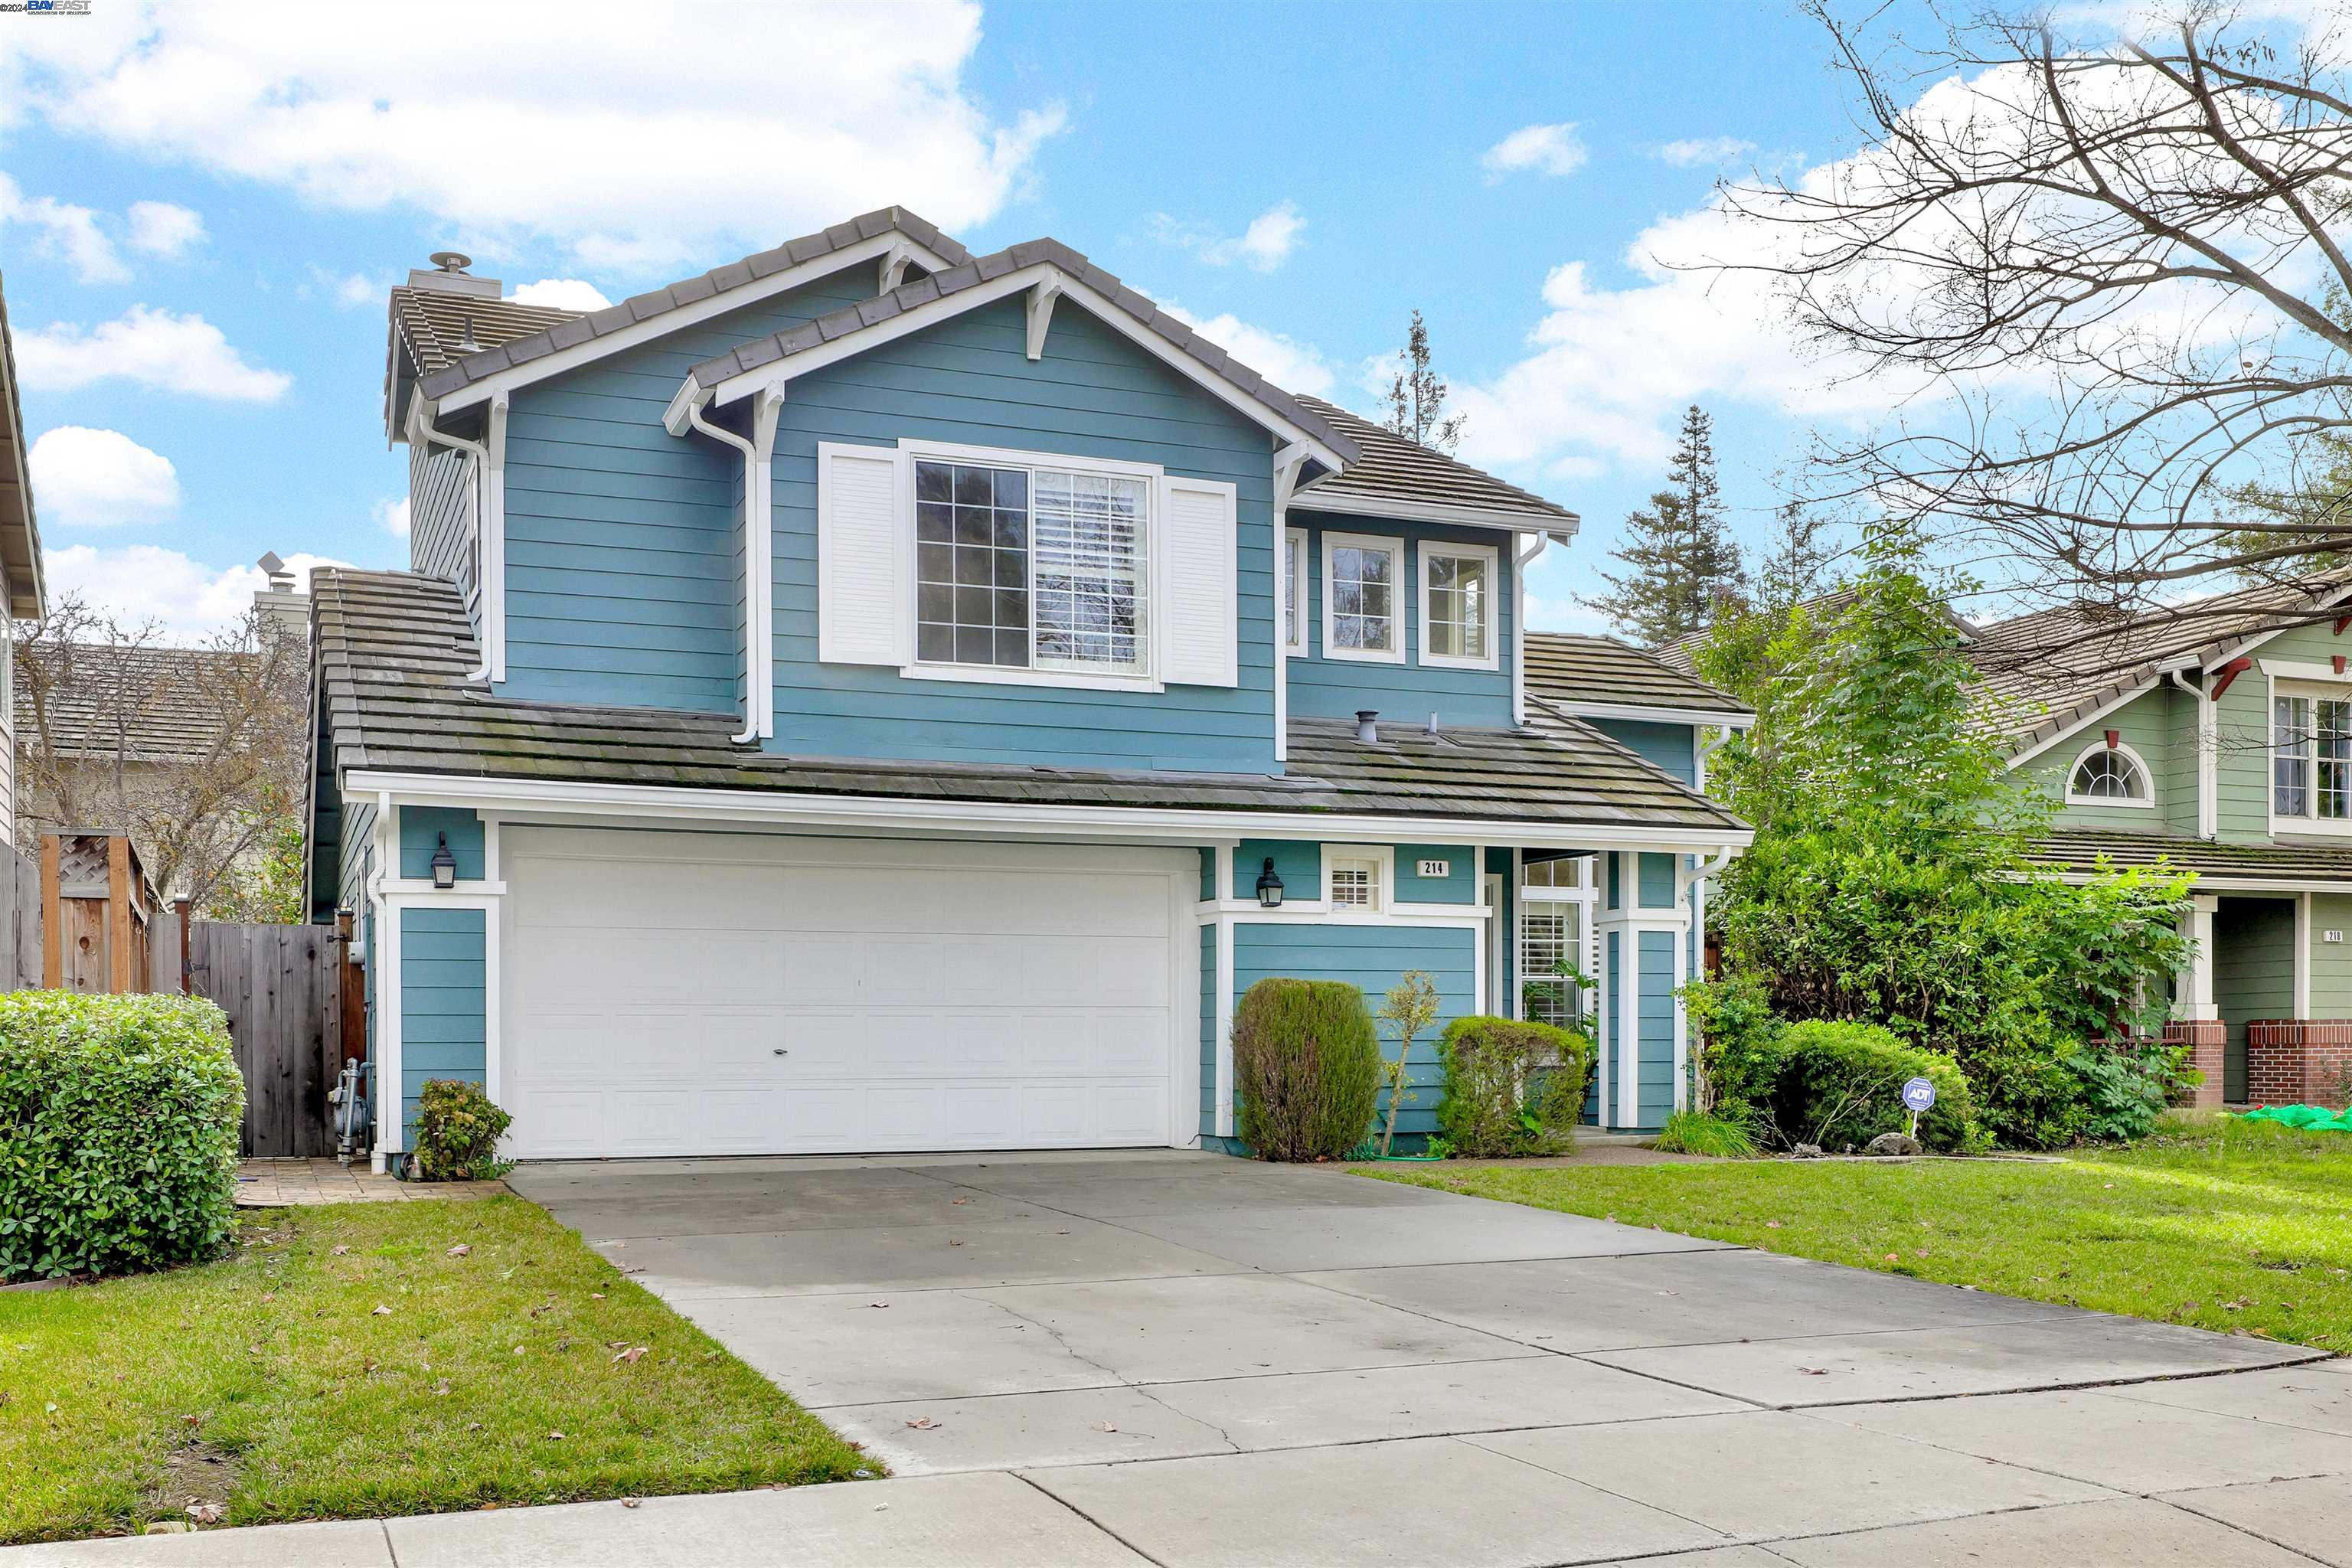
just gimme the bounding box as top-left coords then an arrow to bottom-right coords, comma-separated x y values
432,234 -> 959,416
345,769 -> 1754,854
2199,582 -> 2352,671
2043,868 -> 2352,893
697,263 -> 1351,474
1289,488 -> 1581,535
2003,676 -> 2171,770
1547,699 -> 1756,729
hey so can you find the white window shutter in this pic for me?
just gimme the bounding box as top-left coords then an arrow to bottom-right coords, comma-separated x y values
817,443 -> 907,666
1159,475 -> 1238,688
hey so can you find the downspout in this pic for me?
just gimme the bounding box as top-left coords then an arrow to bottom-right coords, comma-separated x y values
682,385 -> 783,746
2168,668 -> 2216,839
1513,532 -> 1549,724
409,398 -> 495,684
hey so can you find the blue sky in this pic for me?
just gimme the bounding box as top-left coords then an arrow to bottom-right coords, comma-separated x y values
0,0 -> 1911,638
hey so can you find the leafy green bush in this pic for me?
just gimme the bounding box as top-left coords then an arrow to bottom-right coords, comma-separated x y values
1434,1015 -> 1594,1157
1651,1109 -> 1758,1158
2064,1040 -> 2184,1144
0,991 -> 243,1281
1232,979 -> 1381,1161
1681,974 -> 1784,1130
1765,1020 -> 1983,1152
413,1079 -> 515,1181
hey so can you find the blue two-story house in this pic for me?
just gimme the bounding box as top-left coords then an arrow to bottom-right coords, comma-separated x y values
308,207 -> 1749,1169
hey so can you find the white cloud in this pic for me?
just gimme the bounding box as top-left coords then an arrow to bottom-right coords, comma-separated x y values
0,1 -> 1066,276
306,267 -> 384,308
1481,122 -> 1588,182
374,496 -> 410,538
125,199 -> 204,256
45,545 -> 354,642
1149,202 -> 1306,272
27,426 -> 179,526
511,278 -> 611,311
1658,136 -> 1756,168
1157,301 -> 1336,399
13,305 -> 292,400
0,173 -> 126,284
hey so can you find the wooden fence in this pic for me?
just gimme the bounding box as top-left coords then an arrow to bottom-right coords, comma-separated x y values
185,920 -> 351,1158
0,846 -> 38,991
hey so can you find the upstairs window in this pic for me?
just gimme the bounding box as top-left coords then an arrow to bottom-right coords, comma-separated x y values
915,458 -> 1147,675
2066,740 -> 2151,808
2275,691 -> 2352,822
1323,533 -> 1403,663
1421,544 -> 1498,669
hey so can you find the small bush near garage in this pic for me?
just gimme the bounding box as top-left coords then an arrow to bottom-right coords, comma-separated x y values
413,1078 -> 515,1181
1766,1021 -> 1984,1152
1232,978 -> 1381,1161
0,991 -> 243,1282
1434,1015 -> 1594,1157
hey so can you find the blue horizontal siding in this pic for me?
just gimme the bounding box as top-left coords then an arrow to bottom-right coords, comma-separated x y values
1393,844 -> 1475,904
397,905 -> 488,1148
1591,718 -> 1697,786
1287,513 -> 1514,730
1637,851 -> 1676,910
1638,928 -> 1677,1130
398,806 -> 485,881
1199,923 -> 1218,1137
1231,920 -> 1476,1141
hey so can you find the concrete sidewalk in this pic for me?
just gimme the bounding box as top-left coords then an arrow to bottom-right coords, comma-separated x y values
10,1151 -> 2350,1566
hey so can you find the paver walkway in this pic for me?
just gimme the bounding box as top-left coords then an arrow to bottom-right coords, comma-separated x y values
14,1148 -> 2351,1566
231,1159 -> 503,1207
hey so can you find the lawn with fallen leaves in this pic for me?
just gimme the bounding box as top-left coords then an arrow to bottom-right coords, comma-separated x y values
0,1197 -> 867,1544
1373,1112 -> 2352,1353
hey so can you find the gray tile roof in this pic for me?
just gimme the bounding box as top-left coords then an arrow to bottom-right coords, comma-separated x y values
1524,632 -> 1750,717
313,569 -> 1746,839
17,642 -> 254,765
390,289 -> 586,378
679,237 -> 1360,466
2027,826 -> 2352,885
1289,397 -> 1576,527
0,272 -> 44,618
412,207 -> 972,402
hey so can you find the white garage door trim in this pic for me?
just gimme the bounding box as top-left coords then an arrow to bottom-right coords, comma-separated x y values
498,828 -> 1198,1158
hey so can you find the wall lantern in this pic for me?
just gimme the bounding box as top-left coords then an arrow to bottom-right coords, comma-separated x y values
1254,857 -> 1285,909
430,833 -> 458,890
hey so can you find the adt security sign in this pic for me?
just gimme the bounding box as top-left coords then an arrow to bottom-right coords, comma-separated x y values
1901,1076 -> 1936,1138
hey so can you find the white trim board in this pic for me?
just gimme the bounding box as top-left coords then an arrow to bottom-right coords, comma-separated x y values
1289,488 -> 1581,537
1544,698 -> 1754,729
346,769 -> 1756,854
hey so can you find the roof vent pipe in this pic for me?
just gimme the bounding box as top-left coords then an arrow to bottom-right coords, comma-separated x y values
1356,709 -> 1380,743
1426,711 -> 1440,737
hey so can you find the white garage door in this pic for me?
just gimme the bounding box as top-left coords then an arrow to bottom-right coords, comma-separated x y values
499,828 -> 1193,1158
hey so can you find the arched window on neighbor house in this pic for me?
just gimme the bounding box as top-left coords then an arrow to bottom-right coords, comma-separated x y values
2067,739 -> 2153,807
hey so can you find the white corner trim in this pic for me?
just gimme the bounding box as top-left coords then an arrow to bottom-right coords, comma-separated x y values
1282,528 -> 1308,657
697,261 -> 1351,473
1418,539 -> 1502,673
1321,531 -> 1406,665
2296,889 -> 2313,1018
2061,737 -> 2158,810
1513,531 -> 1547,726
438,231 -> 962,416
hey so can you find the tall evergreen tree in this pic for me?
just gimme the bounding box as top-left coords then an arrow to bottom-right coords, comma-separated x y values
1592,404 -> 1747,645
1382,310 -> 1466,453
1756,499 -> 1835,612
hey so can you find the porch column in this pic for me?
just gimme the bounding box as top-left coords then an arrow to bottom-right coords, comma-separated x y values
1593,851 -> 1690,1132
2170,893 -> 2226,1110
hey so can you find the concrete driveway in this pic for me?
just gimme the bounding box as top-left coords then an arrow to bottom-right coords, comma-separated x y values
509,1150 -> 2352,1567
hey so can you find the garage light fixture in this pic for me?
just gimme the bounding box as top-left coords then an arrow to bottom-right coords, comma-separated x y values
1255,857 -> 1285,908
430,834 -> 458,890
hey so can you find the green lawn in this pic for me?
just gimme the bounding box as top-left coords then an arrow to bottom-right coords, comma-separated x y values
1374,1113 -> 2352,1354
0,1197 -> 867,1545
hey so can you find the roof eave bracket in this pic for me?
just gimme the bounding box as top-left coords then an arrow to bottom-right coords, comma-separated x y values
1025,276 -> 1063,362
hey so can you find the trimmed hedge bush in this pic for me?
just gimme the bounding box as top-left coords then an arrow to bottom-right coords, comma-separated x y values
1434,1015 -> 1595,1157
1232,978 -> 1381,1161
1765,1020 -> 1983,1152
0,991 -> 243,1282
413,1078 -> 515,1181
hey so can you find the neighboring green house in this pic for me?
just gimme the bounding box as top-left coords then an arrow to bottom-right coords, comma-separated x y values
1663,579 -> 2352,1109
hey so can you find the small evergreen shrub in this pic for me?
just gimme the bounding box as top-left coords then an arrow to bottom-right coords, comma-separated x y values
1766,1020 -> 1983,1152
1681,974 -> 1785,1131
0,991 -> 243,1282
1434,1015 -> 1594,1157
1651,1109 -> 1758,1158
1231,979 -> 1381,1161
413,1079 -> 515,1181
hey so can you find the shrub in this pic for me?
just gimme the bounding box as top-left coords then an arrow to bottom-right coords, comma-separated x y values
1434,1015 -> 1594,1157
1231,979 -> 1381,1161
1764,1020 -> 1983,1152
413,1079 -> 516,1181
0,991 -> 243,1282
2064,1040 -> 2184,1144
1651,1109 -> 1758,1158
1681,974 -> 1784,1131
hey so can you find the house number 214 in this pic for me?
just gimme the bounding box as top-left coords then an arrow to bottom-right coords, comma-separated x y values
1416,859 -> 1451,878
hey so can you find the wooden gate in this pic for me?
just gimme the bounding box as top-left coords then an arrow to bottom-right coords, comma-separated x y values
187,921 -> 349,1158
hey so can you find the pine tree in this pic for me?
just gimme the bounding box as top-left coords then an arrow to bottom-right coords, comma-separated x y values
1756,499 -> 1834,612
1591,405 -> 1747,645
1383,310 -> 1466,453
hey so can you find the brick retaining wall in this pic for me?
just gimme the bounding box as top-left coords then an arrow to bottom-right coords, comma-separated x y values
2245,1021 -> 2352,1109
2162,1020 -> 2227,1110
